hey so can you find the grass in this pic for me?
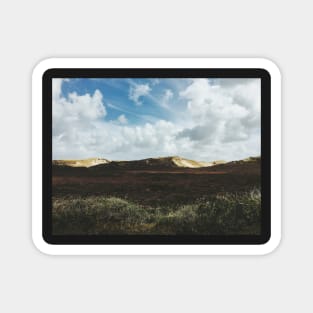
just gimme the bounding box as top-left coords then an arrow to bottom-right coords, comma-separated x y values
52,188 -> 261,235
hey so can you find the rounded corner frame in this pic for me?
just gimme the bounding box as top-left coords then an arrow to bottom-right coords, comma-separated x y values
32,58 -> 281,255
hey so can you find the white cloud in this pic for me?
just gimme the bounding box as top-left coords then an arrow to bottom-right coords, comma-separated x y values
150,79 -> 160,86
53,80 -> 179,160
117,114 -> 127,124
52,78 -> 62,100
178,79 -> 260,145
52,78 -> 70,100
164,89 -> 173,100
159,89 -> 174,108
53,78 -> 260,162
128,83 -> 151,105
52,79 -> 107,158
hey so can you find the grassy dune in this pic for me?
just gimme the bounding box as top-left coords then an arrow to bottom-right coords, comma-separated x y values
52,188 -> 261,235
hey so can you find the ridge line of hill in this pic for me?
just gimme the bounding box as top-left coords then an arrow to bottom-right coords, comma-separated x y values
52,156 -> 260,169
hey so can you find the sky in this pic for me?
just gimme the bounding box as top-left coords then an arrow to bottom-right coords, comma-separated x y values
52,77 -> 261,162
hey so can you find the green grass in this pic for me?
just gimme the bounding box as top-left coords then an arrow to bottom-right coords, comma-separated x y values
52,188 -> 261,235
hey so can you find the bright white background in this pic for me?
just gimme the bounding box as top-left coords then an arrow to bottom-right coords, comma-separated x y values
0,0 -> 311,312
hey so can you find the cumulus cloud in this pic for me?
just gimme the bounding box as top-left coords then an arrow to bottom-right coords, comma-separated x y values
52,78 -> 62,100
159,89 -> 174,108
117,114 -> 128,124
164,89 -> 173,100
52,79 -> 107,158
53,79 -> 181,160
53,78 -> 260,162
150,79 -> 160,86
53,79 -> 106,121
128,83 -> 151,105
213,78 -> 255,88
177,79 -> 260,144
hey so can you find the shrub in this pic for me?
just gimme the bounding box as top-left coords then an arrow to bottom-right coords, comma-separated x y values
52,188 -> 261,235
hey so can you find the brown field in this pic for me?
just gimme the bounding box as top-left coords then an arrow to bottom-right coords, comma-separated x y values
53,161 -> 260,204
52,157 -> 261,235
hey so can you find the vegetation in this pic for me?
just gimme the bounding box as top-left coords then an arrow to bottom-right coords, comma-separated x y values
52,188 -> 261,235
52,156 -> 261,235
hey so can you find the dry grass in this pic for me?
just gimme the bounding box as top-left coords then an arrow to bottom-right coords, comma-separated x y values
52,188 -> 261,235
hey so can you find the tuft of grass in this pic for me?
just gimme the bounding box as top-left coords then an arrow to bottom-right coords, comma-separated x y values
52,188 -> 261,235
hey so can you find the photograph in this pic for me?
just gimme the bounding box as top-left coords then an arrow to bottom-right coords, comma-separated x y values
52,77 -> 261,236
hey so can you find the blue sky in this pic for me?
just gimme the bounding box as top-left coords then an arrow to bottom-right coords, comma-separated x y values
60,78 -> 190,125
52,78 -> 261,161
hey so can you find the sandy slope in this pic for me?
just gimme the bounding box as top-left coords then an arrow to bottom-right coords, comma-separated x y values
52,158 -> 110,168
52,156 -> 258,169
